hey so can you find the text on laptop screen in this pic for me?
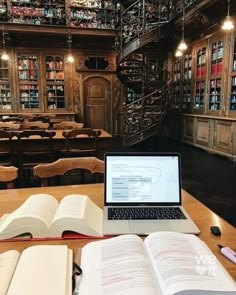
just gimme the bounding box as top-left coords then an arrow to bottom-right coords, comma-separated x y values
105,155 -> 181,204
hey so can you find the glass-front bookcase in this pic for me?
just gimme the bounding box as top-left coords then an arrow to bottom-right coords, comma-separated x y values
0,58 -> 12,111
17,53 -> 41,111
194,46 -> 206,110
172,57 -> 181,110
45,55 -> 65,110
208,39 -> 223,111
230,36 -> 236,111
182,52 -> 192,111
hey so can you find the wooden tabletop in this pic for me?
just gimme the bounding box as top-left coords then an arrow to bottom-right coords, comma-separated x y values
0,129 -> 112,140
0,184 -> 235,281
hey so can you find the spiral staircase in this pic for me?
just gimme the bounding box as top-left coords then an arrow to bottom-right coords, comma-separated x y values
116,0 -> 199,146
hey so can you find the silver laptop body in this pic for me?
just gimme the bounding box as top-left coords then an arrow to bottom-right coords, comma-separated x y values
103,152 -> 200,235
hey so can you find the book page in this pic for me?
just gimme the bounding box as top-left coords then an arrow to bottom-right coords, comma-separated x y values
79,234 -> 161,295
49,194 -> 103,237
7,245 -> 72,295
0,194 -> 59,239
144,232 -> 236,295
0,250 -> 20,295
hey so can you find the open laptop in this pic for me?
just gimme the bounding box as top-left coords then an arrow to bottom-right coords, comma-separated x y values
103,152 -> 200,235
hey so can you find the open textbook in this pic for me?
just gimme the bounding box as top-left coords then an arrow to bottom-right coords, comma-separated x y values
0,194 -> 103,240
78,231 -> 236,295
0,245 -> 72,295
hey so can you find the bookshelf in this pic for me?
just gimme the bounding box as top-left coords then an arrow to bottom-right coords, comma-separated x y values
45,55 -> 65,110
17,53 -> 41,110
194,46 -> 206,110
208,38 -> 224,112
230,36 -> 236,111
0,58 -> 11,111
68,0 -> 118,29
10,0 -> 66,25
182,52 -> 192,111
172,57 -> 181,110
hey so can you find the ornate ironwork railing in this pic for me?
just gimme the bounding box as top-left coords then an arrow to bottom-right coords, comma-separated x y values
121,79 -> 172,146
116,0 -> 200,57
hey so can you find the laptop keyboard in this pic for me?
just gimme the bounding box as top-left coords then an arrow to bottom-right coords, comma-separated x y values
108,207 -> 187,220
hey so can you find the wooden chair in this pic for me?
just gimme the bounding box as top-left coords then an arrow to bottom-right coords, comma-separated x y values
0,130 -> 18,166
0,165 -> 18,189
1,116 -> 24,123
0,122 -> 21,130
20,121 -> 49,130
16,130 -> 56,186
53,121 -> 84,130
60,128 -> 101,158
28,115 -> 51,123
33,157 -> 104,186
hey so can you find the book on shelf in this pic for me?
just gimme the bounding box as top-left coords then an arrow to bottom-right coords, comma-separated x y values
78,231 -> 236,295
0,193 -> 103,240
0,245 -> 73,295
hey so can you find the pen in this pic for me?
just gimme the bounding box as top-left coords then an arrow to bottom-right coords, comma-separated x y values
218,245 -> 236,264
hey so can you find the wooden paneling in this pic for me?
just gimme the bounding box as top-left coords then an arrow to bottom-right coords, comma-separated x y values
213,120 -> 233,154
195,118 -> 210,147
183,116 -> 195,143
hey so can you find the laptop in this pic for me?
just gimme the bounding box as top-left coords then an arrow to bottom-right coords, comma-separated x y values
103,152 -> 200,235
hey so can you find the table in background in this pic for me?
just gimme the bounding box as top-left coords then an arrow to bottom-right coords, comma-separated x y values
0,183 -> 235,281
0,129 -> 112,156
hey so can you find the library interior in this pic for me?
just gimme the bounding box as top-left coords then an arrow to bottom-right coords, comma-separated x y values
0,0 -> 236,293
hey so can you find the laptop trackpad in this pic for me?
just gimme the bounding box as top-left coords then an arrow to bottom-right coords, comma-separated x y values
128,220 -> 162,235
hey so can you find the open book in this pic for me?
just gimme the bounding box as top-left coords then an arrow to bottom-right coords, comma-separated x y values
78,232 -> 236,295
0,194 -> 103,240
0,245 -> 72,295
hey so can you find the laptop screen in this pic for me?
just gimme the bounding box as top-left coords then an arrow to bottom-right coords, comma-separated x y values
104,152 -> 182,206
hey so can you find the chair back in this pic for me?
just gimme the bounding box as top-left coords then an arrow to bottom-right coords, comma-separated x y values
28,115 -> 51,123
16,130 -> 56,186
20,121 -> 49,130
33,157 -> 104,186
0,165 -> 18,189
0,130 -> 18,166
1,116 -> 24,123
61,128 -> 101,157
0,122 -> 21,130
53,121 -> 84,129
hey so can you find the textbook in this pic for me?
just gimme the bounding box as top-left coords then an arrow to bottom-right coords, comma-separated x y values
0,245 -> 73,295
0,193 -> 103,240
78,232 -> 236,295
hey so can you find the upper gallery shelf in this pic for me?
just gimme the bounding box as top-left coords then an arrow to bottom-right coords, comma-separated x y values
0,0 -> 120,29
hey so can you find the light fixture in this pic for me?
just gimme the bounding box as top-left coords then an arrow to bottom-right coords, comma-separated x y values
1,25 -> 9,61
222,0 -> 234,31
66,30 -> 74,63
177,7 -> 188,52
175,50 -> 183,57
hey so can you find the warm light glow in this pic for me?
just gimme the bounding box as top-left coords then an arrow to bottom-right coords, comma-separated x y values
67,54 -> 74,63
178,39 -> 188,51
222,15 -> 234,30
175,50 -> 183,57
1,51 -> 9,60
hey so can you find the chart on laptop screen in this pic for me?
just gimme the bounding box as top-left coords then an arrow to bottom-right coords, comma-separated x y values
106,155 -> 180,204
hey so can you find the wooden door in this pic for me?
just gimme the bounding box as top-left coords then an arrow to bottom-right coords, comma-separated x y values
84,77 -> 111,131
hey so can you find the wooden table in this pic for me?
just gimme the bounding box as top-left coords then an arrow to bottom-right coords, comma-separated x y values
0,129 -> 112,155
0,184 -> 235,281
